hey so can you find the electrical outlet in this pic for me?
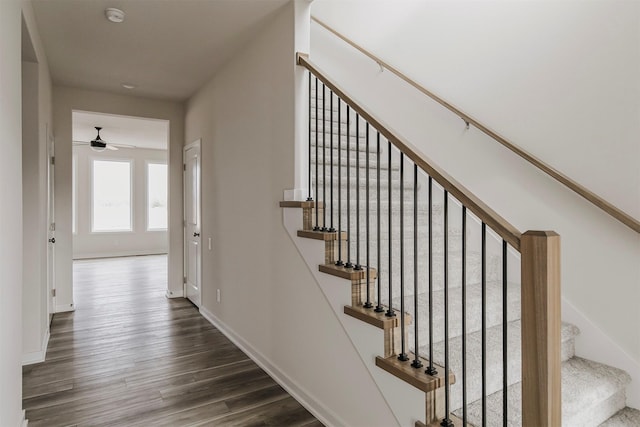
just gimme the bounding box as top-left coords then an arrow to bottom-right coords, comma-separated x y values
216,289 -> 221,303
208,237 -> 212,251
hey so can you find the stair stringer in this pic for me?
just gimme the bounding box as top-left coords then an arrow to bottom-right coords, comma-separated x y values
283,206 -> 425,427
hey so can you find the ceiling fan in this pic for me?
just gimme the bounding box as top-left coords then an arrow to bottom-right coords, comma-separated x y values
73,126 -> 133,152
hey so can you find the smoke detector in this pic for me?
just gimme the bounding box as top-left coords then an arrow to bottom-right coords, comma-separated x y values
105,8 -> 125,23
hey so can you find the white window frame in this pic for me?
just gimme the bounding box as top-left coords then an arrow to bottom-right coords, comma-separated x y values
145,160 -> 168,231
90,157 -> 134,233
72,153 -> 77,235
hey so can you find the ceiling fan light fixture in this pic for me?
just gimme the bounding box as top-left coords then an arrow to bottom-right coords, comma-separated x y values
91,126 -> 108,152
105,8 -> 125,23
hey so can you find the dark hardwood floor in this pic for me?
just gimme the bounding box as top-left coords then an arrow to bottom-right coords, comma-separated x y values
23,255 -> 322,427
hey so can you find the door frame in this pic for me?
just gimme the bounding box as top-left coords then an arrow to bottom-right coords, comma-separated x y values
46,125 -> 56,319
183,139 -> 202,304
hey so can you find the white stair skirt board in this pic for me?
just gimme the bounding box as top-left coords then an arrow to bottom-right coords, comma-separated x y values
22,329 -> 50,366
22,409 -> 28,427
199,306 -> 347,427
283,206 -> 423,427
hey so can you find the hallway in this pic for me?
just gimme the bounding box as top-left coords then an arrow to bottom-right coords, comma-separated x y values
22,255 -> 322,426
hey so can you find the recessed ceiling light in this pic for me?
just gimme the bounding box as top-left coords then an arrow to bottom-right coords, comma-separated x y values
105,8 -> 125,23
121,83 -> 136,89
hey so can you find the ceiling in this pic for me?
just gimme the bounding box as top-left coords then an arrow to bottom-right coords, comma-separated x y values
32,0 -> 289,101
73,111 -> 168,150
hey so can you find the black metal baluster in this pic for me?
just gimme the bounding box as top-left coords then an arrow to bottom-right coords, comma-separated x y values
375,133 -> 384,313
385,141 -> 395,318
313,77 -> 320,231
306,72 -> 313,203
482,222 -> 487,427
398,153 -> 408,361
425,177 -> 437,376
355,114 -> 362,270
364,123 -> 373,309
502,239 -> 508,427
321,83 -> 327,231
462,206 -> 468,425
335,98 -> 344,266
328,91 -> 335,233
345,105 -> 354,269
441,191 -> 453,427
411,164 -> 422,369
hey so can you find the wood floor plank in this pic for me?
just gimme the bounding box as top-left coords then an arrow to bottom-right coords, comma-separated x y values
192,395 -> 317,427
23,255 -> 323,426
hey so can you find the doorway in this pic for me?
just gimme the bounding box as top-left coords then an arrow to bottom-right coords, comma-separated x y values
71,111 -> 170,303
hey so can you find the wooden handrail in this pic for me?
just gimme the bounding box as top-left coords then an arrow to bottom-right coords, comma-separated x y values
298,53 -> 522,250
312,16 -> 640,234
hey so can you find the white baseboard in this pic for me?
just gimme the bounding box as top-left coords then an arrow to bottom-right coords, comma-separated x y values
165,288 -> 183,298
563,297 -> 640,409
55,303 -> 75,313
199,306 -> 346,427
22,328 -> 50,366
73,250 -> 168,260
21,409 -> 28,427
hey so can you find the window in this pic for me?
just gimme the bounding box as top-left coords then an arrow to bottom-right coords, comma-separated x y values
92,160 -> 132,232
147,163 -> 168,230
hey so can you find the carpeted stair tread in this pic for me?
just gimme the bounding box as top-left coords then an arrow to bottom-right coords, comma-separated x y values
600,407 -> 640,426
459,357 -> 631,427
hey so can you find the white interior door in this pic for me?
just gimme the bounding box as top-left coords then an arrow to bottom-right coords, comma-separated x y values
184,140 -> 201,307
46,128 -> 56,319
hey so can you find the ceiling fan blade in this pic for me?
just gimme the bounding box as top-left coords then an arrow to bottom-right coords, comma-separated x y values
72,140 -> 90,145
111,143 -> 136,149
106,145 -> 119,151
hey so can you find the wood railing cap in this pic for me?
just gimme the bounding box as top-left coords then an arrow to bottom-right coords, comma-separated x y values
523,230 -> 560,237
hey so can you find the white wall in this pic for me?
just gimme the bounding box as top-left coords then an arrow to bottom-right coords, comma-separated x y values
73,145 -> 168,259
184,1 -> 398,425
21,0 -> 54,366
311,0 -> 640,384
53,87 -> 184,311
0,0 -> 24,423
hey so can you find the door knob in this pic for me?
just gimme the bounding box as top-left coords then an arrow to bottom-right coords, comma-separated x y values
193,232 -> 200,237
49,237 -> 56,243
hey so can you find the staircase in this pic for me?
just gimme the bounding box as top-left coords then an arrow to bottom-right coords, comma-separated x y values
281,55 -> 640,426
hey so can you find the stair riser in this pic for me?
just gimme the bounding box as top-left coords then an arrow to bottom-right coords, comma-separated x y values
310,154 -> 396,172
314,177 -> 417,191
310,143 -> 378,156
311,126 -> 366,138
570,389 -> 626,427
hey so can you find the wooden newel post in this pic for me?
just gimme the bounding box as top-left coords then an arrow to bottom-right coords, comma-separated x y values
521,231 -> 561,427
